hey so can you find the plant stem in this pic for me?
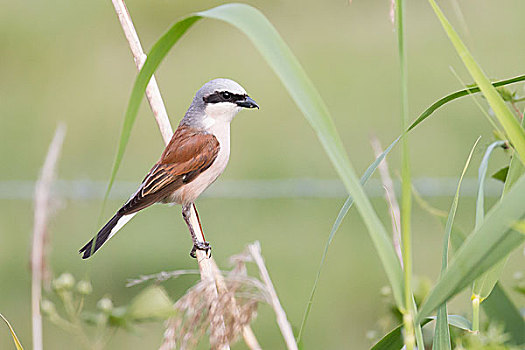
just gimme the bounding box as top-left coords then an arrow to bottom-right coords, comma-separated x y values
396,0 -> 416,348
370,137 -> 403,266
31,124 -> 66,350
472,295 -> 480,332
110,1 -> 258,348
248,242 -> 298,350
111,0 -> 172,144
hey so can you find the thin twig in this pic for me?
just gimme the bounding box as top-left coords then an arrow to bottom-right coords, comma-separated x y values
126,269 -> 202,287
110,1 -> 258,349
241,326 -> 262,350
111,0 -> 173,145
248,242 -> 298,350
32,124 -> 66,350
370,136 -> 403,266
186,205 -> 230,349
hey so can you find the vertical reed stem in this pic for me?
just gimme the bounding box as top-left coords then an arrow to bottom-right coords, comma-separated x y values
32,124 -> 66,350
395,0 -> 421,348
109,1 -> 258,348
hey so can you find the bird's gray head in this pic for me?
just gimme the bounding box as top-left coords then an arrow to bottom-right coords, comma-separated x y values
182,78 -> 258,129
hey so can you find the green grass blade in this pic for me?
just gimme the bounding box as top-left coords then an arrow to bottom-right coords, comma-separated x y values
441,315 -> 472,331
416,173 -> 525,322
394,0 -> 416,344
371,324 -> 404,350
471,141 -> 506,331
433,138 -> 479,350
407,75 -> 525,133
101,16 -> 200,210
0,313 -> 24,350
371,316 -> 470,350
303,66 -> 522,339
482,284 -> 525,345
471,141 -> 506,302
202,2 -> 405,307
297,137 -> 400,345
475,141 -> 507,230
108,3 -> 404,307
299,78 -> 523,340
414,191 -> 525,344
427,0 -> 525,163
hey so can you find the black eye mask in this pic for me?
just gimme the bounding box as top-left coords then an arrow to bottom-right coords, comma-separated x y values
203,91 -> 245,104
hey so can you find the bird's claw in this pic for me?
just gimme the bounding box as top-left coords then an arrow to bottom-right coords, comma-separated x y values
190,241 -> 212,259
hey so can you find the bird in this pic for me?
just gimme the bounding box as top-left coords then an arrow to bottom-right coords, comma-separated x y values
79,78 -> 259,259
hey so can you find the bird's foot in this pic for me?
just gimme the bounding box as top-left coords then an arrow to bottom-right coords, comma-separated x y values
190,241 -> 212,259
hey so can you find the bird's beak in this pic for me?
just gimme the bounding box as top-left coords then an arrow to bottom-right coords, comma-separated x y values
236,95 -> 259,109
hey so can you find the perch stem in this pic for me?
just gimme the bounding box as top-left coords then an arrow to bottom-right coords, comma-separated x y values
110,1 -> 259,348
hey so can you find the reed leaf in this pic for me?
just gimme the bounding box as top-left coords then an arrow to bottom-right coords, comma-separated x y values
416,173 -> 525,322
297,137 -> 400,345
427,0 -> 525,163
371,315 -> 471,350
413,184 -> 525,344
433,138 -> 479,350
105,3 -> 404,307
408,75 -> 525,133
471,141 -> 506,302
482,283 -> 525,345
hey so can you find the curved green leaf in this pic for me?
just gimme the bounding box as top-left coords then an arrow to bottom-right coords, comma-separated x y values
108,3 -> 405,307
297,137 -> 400,345
482,283 -> 525,345
298,70 -> 524,341
433,138 -> 479,350
417,173 -> 525,322
428,0 -> 525,163
407,75 -> 525,132
371,315 -> 471,350
413,185 -> 525,345
103,16 -> 200,204
471,141 -> 506,301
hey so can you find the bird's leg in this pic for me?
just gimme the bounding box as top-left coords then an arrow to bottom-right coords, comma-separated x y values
182,203 -> 211,258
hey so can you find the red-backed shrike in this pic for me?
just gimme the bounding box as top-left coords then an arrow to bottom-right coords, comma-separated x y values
80,78 -> 258,259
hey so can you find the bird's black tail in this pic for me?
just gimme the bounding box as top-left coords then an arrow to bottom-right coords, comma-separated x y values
79,213 -> 123,259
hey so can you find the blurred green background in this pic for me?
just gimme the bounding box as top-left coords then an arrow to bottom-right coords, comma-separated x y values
1,0 -> 524,348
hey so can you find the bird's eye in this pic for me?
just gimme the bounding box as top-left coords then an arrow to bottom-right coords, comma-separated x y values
220,91 -> 231,100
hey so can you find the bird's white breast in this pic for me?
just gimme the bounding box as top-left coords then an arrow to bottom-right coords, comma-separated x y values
171,120 -> 230,204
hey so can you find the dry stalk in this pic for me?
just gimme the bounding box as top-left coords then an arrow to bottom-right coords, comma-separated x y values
247,242 -> 298,350
111,0 -> 173,144
110,1 -> 258,348
31,124 -> 66,350
370,136 -> 403,266
159,249 -> 266,350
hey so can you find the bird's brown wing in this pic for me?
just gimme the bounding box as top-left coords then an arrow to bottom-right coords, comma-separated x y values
118,126 -> 220,215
